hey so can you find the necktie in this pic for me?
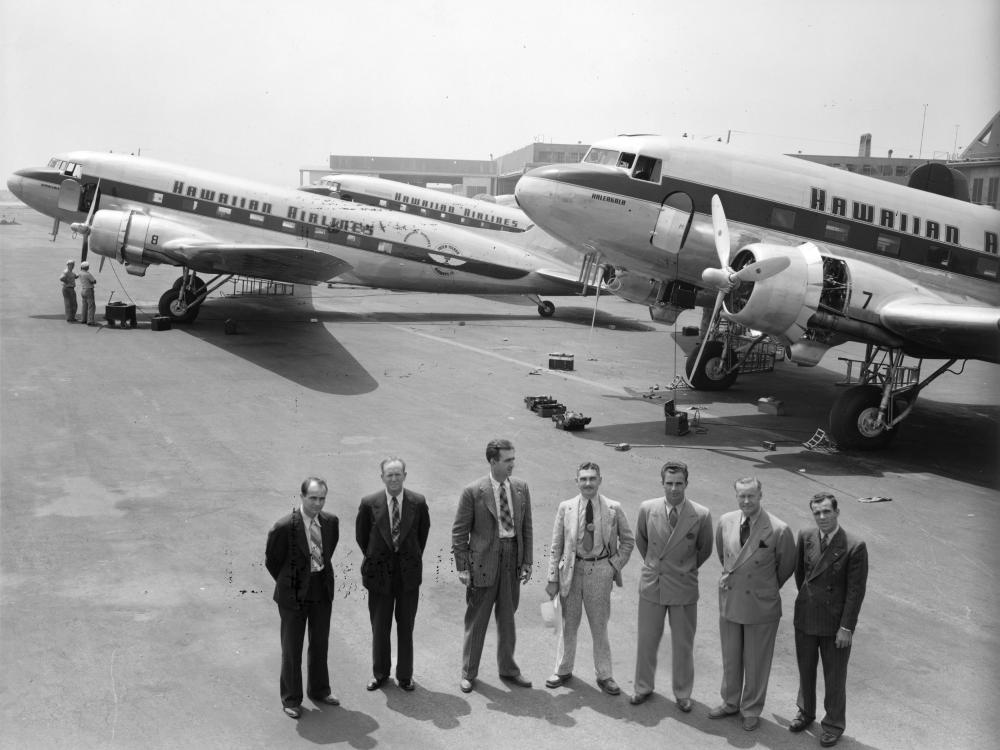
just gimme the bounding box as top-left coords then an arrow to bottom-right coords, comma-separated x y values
497,483 -> 514,534
820,533 -> 829,552
390,495 -> 400,550
739,517 -> 750,547
309,518 -> 323,571
582,499 -> 594,552
668,506 -> 678,532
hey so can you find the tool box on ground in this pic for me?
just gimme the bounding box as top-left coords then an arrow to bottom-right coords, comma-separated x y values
105,301 -> 137,329
554,411 -> 591,431
548,353 -> 574,371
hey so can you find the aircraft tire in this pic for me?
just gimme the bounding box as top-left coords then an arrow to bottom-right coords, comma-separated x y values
828,384 -> 898,450
537,300 -> 555,318
158,288 -> 201,324
685,341 -> 738,390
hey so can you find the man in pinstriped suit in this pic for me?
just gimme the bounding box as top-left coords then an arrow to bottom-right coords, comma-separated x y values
452,438 -> 533,693
789,492 -> 868,748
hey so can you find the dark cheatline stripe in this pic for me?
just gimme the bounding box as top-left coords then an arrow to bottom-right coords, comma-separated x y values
339,190 -> 526,233
541,169 -> 999,284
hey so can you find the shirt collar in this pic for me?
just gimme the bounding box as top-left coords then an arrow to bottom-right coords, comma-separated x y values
385,488 -> 404,502
300,505 -> 320,524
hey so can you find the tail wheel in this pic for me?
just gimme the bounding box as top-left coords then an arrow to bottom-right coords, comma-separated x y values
537,300 -> 555,318
828,384 -> 899,450
158,288 -> 201,324
685,340 -> 738,390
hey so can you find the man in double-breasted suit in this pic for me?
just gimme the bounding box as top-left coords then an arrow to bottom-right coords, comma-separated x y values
265,477 -> 340,718
710,476 -> 795,731
544,462 -> 634,695
629,460 -> 713,710
356,457 -> 431,692
789,492 -> 868,748
452,438 -> 533,692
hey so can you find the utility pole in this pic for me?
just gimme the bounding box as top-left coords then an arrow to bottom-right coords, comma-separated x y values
918,104 -> 928,159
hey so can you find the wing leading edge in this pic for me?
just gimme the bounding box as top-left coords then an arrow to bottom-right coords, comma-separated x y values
158,241 -> 353,285
879,299 -> 1000,363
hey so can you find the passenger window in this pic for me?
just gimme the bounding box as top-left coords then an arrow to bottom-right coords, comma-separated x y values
824,220 -> 850,243
876,233 -> 900,257
975,257 -> 997,279
927,245 -> 950,267
769,207 -> 796,230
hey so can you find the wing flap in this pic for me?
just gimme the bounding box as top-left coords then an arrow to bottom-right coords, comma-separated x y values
879,299 -> 1000,363
157,241 -> 352,285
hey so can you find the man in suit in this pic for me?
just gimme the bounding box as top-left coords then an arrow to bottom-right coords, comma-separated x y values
710,476 -> 795,731
452,438 -> 533,692
355,457 -> 431,692
265,477 -> 340,719
628,460 -> 713,710
544,462 -> 634,695
789,492 -> 868,748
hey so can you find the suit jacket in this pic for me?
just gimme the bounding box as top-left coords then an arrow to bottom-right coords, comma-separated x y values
355,488 -> 431,594
266,509 -> 339,609
716,509 -> 795,624
793,526 -> 868,636
452,475 -> 532,587
546,493 -> 634,590
636,497 -> 713,606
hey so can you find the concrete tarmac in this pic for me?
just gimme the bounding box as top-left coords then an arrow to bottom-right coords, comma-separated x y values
2,206 -> 998,749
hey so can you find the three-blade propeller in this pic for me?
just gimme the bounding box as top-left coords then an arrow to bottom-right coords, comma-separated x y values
70,180 -> 102,263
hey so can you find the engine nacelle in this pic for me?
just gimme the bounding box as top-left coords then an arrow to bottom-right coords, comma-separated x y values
604,268 -> 665,307
88,209 -> 211,273
722,242 -> 826,350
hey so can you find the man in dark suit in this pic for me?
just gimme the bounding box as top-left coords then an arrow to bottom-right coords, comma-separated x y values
452,438 -> 533,693
711,476 -> 796,731
265,477 -> 340,719
790,492 -> 868,748
355,457 -> 431,692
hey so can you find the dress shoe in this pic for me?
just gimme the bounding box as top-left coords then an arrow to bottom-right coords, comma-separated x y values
460,678 -> 475,693
544,672 -> 572,688
596,677 -> 620,696
820,731 -> 841,747
629,692 -> 651,705
789,712 -> 814,732
499,673 -> 532,688
316,694 -> 339,705
398,678 -> 415,692
675,697 -> 693,713
366,677 -> 386,691
742,716 -> 760,731
282,705 -> 301,719
708,704 -> 739,719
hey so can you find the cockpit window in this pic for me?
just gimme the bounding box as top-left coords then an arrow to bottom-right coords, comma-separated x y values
632,155 -> 661,182
583,148 -> 622,166
617,153 -> 635,169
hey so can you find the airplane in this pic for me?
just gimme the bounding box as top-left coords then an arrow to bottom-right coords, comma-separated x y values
6,152 -> 590,325
514,134 -> 1000,450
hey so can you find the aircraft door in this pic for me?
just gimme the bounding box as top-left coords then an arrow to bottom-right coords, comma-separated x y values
57,179 -> 82,213
650,191 -> 694,276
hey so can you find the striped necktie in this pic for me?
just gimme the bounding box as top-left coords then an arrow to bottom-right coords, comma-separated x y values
582,499 -> 594,552
820,533 -> 829,552
497,483 -> 514,534
668,505 -> 678,532
309,518 -> 323,571
390,495 -> 400,550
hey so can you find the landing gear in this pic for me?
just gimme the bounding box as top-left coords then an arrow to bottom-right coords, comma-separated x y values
685,340 -> 738,390
171,275 -> 206,294
537,300 -> 555,318
158,287 -> 201,323
828,385 -> 899,450
157,271 -> 231,324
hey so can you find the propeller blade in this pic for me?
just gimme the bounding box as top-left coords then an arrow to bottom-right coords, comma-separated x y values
75,178 -> 102,262
733,256 -> 791,283
81,235 -> 88,262
99,255 -> 106,272
710,194 -> 730,268
684,291 -> 725,388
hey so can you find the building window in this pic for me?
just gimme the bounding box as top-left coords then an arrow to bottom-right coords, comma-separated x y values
882,165 -> 892,176
972,178 -> 983,202
895,165 -> 909,177
987,177 -> 999,208
876,233 -> 901,257
862,164 -> 873,175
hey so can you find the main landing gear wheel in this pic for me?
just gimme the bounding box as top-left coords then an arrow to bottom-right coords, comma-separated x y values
158,288 -> 201,324
537,300 -> 555,318
685,340 -> 738,390
171,275 -> 207,293
828,384 -> 899,450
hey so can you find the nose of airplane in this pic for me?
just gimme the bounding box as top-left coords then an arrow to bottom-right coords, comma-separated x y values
7,172 -> 25,200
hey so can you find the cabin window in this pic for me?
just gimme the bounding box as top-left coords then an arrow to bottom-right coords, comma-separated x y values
927,246 -> 950,268
379,199 -> 388,207
250,213 -> 264,223
377,241 -> 393,254
151,192 -> 164,204
583,148 -> 621,166
282,220 -> 296,231
632,155 -> 661,182
314,228 -> 327,237
216,206 -> 232,218
876,233 -> 901,257
346,234 -> 360,246
975,257 -> 998,279
769,207 -> 796,230
824,220 -> 850,243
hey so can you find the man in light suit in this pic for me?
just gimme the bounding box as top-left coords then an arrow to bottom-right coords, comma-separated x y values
356,457 -> 431,692
710,476 -> 795,731
452,438 -> 533,692
265,477 -> 340,719
789,492 -> 868,748
544,462 -> 634,695
629,460 -> 713,710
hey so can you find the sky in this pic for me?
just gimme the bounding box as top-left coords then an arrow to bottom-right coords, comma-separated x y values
2,0 -> 998,187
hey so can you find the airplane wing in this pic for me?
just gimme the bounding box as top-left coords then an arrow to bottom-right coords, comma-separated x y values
879,298 -> 1000,363
157,240 -> 353,285
534,266 -> 602,295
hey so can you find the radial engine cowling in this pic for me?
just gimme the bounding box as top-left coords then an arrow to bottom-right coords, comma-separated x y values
722,242 -> 825,345
605,268 -> 664,306
88,210 -> 208,276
